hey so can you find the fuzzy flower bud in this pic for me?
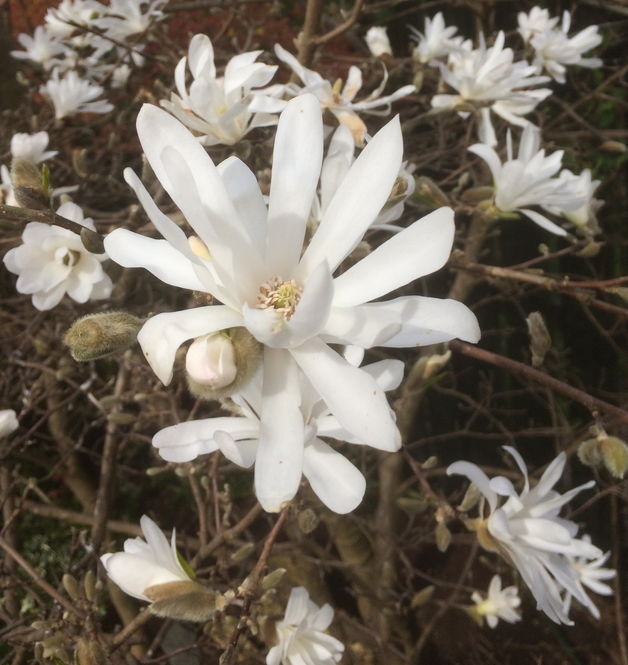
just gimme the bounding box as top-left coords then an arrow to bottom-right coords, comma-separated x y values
365,26 -> 392,57
64,311 -> 143,361
10,158 -> 49,210
578,430 -> 628,479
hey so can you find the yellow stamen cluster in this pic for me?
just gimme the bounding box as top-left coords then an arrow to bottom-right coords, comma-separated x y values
257,277 -> 302,320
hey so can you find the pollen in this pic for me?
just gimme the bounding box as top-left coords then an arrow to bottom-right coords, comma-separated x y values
257,277 -> 302,320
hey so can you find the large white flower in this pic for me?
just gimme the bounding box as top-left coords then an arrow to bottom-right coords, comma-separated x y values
153,358 -> 403,513
100,515 -> 192,602
469,124 -> 589,235
161,34 -> 284,147
3,202 -> 113,310
274,44 -> 415,146
267,587 -> 343,665
471,574 -> 521,628
520,9 -> 602,84
104,94 -> 479,509
409,12 -> 464,65
448,446 -> 606,624
431,32 -> 552,146
40,69 -> 113,120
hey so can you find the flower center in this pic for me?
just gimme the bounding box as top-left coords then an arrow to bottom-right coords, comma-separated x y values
257,277 -> 302,320
55,247 -> 80,267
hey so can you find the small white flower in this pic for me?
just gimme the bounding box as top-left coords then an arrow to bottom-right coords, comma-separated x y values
111,63 -> 132,88
545,168 -> 603,230
448,446 -> 606,624
45,0 -> 105,39
431,32 -> 552,146
365,26 -> 392,57
267,587 -> 344,665
161,34 -> 284,147
3,202 -> 113,310
11,26 -> 66,69
525,10 -> 602,84
274,44 -> 415,145
153,358 -> 403,513
40,69 -> 113,120
0,410 -> 18,438
471,575 -> 521,628
100,515 -> 192,602
95,0 -> 166,40
562,535 -> 615,619
185,332 -> 238,388
410,12 -> 464,64
469,124 -> 589,235
10,131 -> 57,163
517,7 -> 558,44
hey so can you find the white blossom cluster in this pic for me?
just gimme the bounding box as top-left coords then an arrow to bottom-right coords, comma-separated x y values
11,0 -> 167,119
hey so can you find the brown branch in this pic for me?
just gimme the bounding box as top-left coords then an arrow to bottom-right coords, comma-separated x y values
450,340 -> 628,425
220,508 -> 289,665
0,204 -> 105,253
0,537 -> 83,618
296,0 -> 324,67
312,0 -> 366,46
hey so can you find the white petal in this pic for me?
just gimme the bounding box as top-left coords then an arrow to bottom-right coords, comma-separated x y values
291,338 -> 400,451
138,307 -> 243,385
214,430 -> 258,468
361,359 -> 405,391
254,348 -> 304,512
104,229 -> 206,291
447,461 -> 497,511
298,115 -> 403,277
519,208 -> 567,236
100,553 -> 182,602
265,94 -> 323,277
303,438 -> 365,513
332,208 -> 455,307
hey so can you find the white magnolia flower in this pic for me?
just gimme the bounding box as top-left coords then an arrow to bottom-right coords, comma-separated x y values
562,535 -> 615,619
469,124 -> 589,235
111,63 -> 132,88
40,69 -> 113,120
431,32 -> 552,146
161,34 -> 284,147
274,44 -> 416,145
45,0 -> 106,39
524,10 -> 602,84
100,515 -> 191,602
365,26 -> 392,57
3,202 -> 113,310
314,124 -> 415,233
267,587 -> 343,665
448,446 -> 605,624
545,168 -> 603,230
95,0 -> 166,40
10,131 -> 57,163
0,410 -> 18,438
11,26 -> 66,69
409,12 -> 464,64
517,7 -> 559,44
471,574 -> 521,628
104,95 -> 480,509
154,358 -> 403,513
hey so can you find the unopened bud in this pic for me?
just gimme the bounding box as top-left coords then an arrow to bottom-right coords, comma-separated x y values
421,456 -> 438,470
365,26 -> 392,58
75,638 -> 106,665
576,241 -> 602,258
145,580 -> 217,622
457,481 -> 481,512
72,149 -> 88,178
423,350 -> 451,379
64,311 -> 143,361
600,140 -> 626,153
230,542 -> 255,562
578,432 -> 628,479
414,176 -> 450,207
11,158 -> 49,210
62,573 -> 79,600
186,328 -> 262,400
461,185 -> 494,204
261,568 -> 286,590
297,507 -> 319,534
435,522 -> 451,553
83,569 -> 96,602
526,311 -> 551,368
411,585 -> 434,607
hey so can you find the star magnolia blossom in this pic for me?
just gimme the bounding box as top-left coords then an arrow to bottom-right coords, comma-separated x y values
519,9 -> 602,84
0,410 -> 18,438
431,31 -> 552,147
448,446 -> 605,624
562,535 -> 615,619
161,34 -> 284,147
409,12 -> 464,65
45,0 -> 105,39
94,0 -> 166,41
3,202 -> 113,310
40,69 -> 113,119
365,26 -> 392,57
471,574 -> 521,628
104,94 -> 480,508
469,124 -> 590,235
274,44 -> 416,146
10,131 -> 57,163
101,515 -> 192,602
153,359 -> 403,512
11,26 -> 66,69
267,587 -> 343,665
545,168 -> 603,231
